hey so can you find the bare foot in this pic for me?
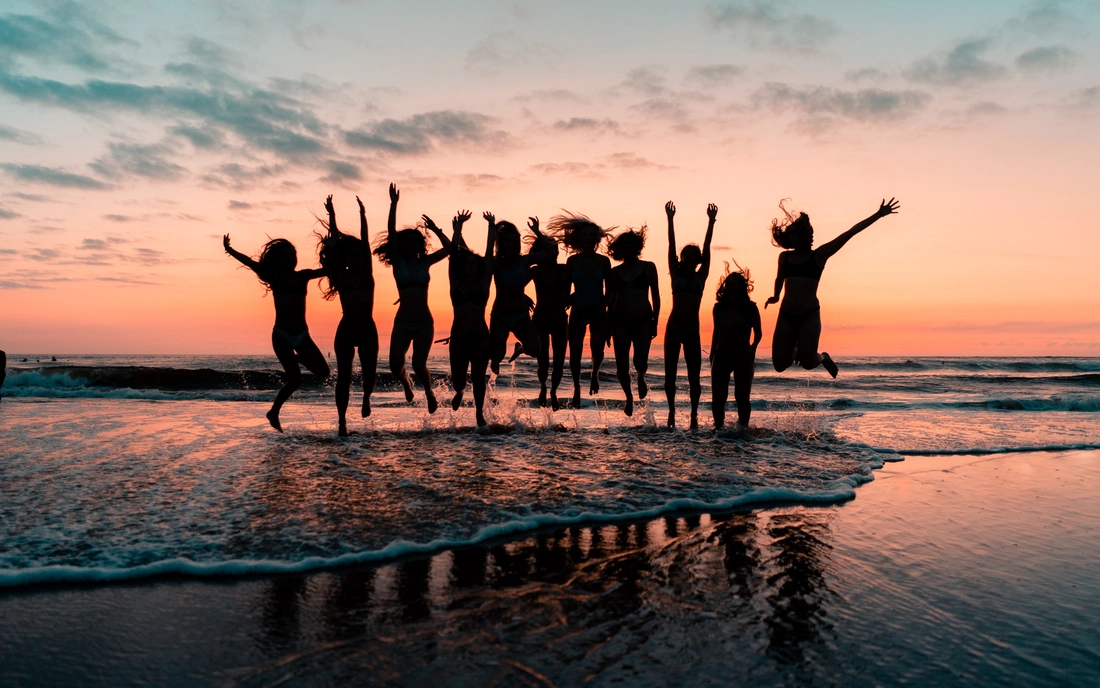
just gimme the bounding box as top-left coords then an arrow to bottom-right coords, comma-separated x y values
451,390 -> 463,411
638,377 -> 648,399
667,411 -> 675,428
490,359 -> 500,376
572,386 -> 582,409
538,386 -> 547,407
361,397 -> 371,418
476,411 -> 487,427
689,411 -> 698,431
266,408 -> 283,433
551,389 -> 560,411
427,392 -> 438,414
589,376 -> 600,395
625,396 -> 634,417
508,342 -> 523,363
338,419 -> 348,437
401,376 -> 414,402
821,353 -> 838,378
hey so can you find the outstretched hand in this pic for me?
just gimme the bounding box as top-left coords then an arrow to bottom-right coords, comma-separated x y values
665,201 -> 675,217
453,210 -> 471,229
223,234 -> 232,252
389,183 -> 399,203
877,197 -> 900,217
528,216 -> 540,234
483,211 -> 495,226
764,296 -> 779,309
707,203 -> 718,221
324,194 -> 334,216
421,214 -> 440,233
356,195 -> 365,214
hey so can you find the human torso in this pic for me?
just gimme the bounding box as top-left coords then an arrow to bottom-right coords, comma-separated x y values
781,250 -> 824,313
714,301 -> 758,353
266,271 -> 311,332
610,260 -> 654,319
492,257 -> 533,315
568,253 -> 610,310
392,257 -> 432,320
668,264 -> 705,326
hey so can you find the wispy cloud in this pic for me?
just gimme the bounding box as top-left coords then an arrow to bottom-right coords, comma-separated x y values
753,83 -> 932,133
344,110 -> 509,155
0,124 -> 42,144
90,141 -> 188,181
905,38 -> 1007,86
464,31 -> 559,75
705,1 -> 837,52
1015,45 -> 1077,75
686,64 -> 744,85
0,2 -> 134,72
320,159 -> 363,185
0,204 -> 21,220
0,163 -> 111,189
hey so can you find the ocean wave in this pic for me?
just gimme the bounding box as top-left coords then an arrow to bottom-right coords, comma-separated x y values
0,477 -> 874,589
854,442 -> 1100,456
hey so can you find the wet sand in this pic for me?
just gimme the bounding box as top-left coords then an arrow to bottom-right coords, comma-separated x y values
1,449 -> 1098,687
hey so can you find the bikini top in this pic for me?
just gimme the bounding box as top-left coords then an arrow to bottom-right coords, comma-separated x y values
571,264 -> 605,305
783,251 -> 823,281
394,259 -> 430,289
494,262 -> 529,287
616,268 -> 649,291
267,272 -> 309,296
451,284 -> 489,307
671,270 -> 704,296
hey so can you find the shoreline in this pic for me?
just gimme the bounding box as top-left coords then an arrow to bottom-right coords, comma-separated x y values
2,448 -> 1098,686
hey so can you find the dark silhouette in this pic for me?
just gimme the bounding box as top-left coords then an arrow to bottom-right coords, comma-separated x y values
487,216 -> 547,374
664,201 -> 717,429
764,198 -> 899,377
547,213 -> 613,409
0,349 -> 5,401
223,234 -> 330,431
443,210 -> 494,426
318,194 -> 377,437
374,183 -> 451,412
528,228 -> 570,409
711,263 -> 761,430
607,227 -> 660,416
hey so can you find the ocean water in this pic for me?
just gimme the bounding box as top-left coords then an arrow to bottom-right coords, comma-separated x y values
1,354 -> 1097,589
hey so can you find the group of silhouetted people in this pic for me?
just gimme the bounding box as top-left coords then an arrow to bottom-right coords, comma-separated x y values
225,185 -> 899,435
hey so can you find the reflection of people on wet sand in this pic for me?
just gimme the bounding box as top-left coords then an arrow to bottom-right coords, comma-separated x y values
443,210 -> 494,426
765,198 -> 899,377
318,195 -> 377,436
664,201 -> 716,429
547,213 -> 613,409
374,183 -> 451,413
607,226 -> 660,417
711,263 -> 761,430
223,234 -> 329,432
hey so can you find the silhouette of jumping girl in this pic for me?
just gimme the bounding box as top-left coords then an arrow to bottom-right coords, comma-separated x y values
374,183 -> 451,412
607,226 -> 660,417
223,233 -> 330,431
442,210 -> 494,426
765,198 -> 899,376
711,263 -> 761,430
488,216 -> 547,375
663,201 -> 716,429
547,213 -> 613,409
528,228 -> 570,410
318,194 -> 377,436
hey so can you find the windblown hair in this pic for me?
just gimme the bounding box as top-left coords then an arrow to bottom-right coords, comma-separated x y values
715,260 -> 754,307
770,199 -> 812,250
608,226 -> 647,261
373,227 -> 429,266
525,230 -> 559,254
254,238 -> 297,289
316,226 -> 366,301
450,245 -> 486,281
546,212 -> 613,254
494,221 -> 521,258
678,243 -> 702,271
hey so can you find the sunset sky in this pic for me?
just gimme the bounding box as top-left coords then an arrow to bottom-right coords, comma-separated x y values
1,0 -> 1098,355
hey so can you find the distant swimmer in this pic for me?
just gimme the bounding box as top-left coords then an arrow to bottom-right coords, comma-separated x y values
443,210 -> 493,426
374,183 -> 451,413
663,201 -> 716,429
487,216 -> 548,375
528,225 -> 570,409
318,194 -> 377,437
607,226 -> 660,417
764,198 -> 899,377
547,213 -> 613,409
223,233 -> 330,431
711,263 -> 761,431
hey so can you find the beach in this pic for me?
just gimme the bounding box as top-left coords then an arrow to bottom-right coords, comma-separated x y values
1,356 -> 1098,685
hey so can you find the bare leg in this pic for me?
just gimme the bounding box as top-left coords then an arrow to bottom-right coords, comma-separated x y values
360,322 -> 378,417
568,313 -> 586,408
733,358 -> 755,427
664,330 -> 683,427
268,333 -> 301,432
410,323 -> 438,413
684,332 -> 702,430
334,325 -> 354,436
633,325 -> 652,402
450,336 -> 469,412
535,323 -> 551,407
589,319 -> 605,396
771,315 -> 797,372
550,320 -> 567,411
612,325 -> 633,416
389,323 -> 415,402
711,359 -> 732,430
796,310 -> 826,372
471,340 -> 490,426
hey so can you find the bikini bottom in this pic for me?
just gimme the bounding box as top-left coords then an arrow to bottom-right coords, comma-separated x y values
273,326 -> 310,349
393,317 -> 434,336
778,307 -> 820,332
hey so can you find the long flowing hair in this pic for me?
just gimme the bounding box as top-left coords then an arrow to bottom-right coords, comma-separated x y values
316,222 -> 366,301
770,199 -> 812,250
546,212 -> 613,254
715,260 -> 754,307
372,227 -> 429,266
607,226 -> 647,261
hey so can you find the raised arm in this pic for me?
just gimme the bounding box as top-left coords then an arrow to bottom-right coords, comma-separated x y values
764,253 -> 785,309
523,217 -> 554,265
356,196 -> 368,242
422,214 -> 452,266
324,195 -> 339,236
387,183 -> 399,240
482,212 -> 497,291
816,197 -> 899,262
699,203 -> 717,283
451,210 -> 472,251
223,234 -> 260,272
665,201 -> 677,276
